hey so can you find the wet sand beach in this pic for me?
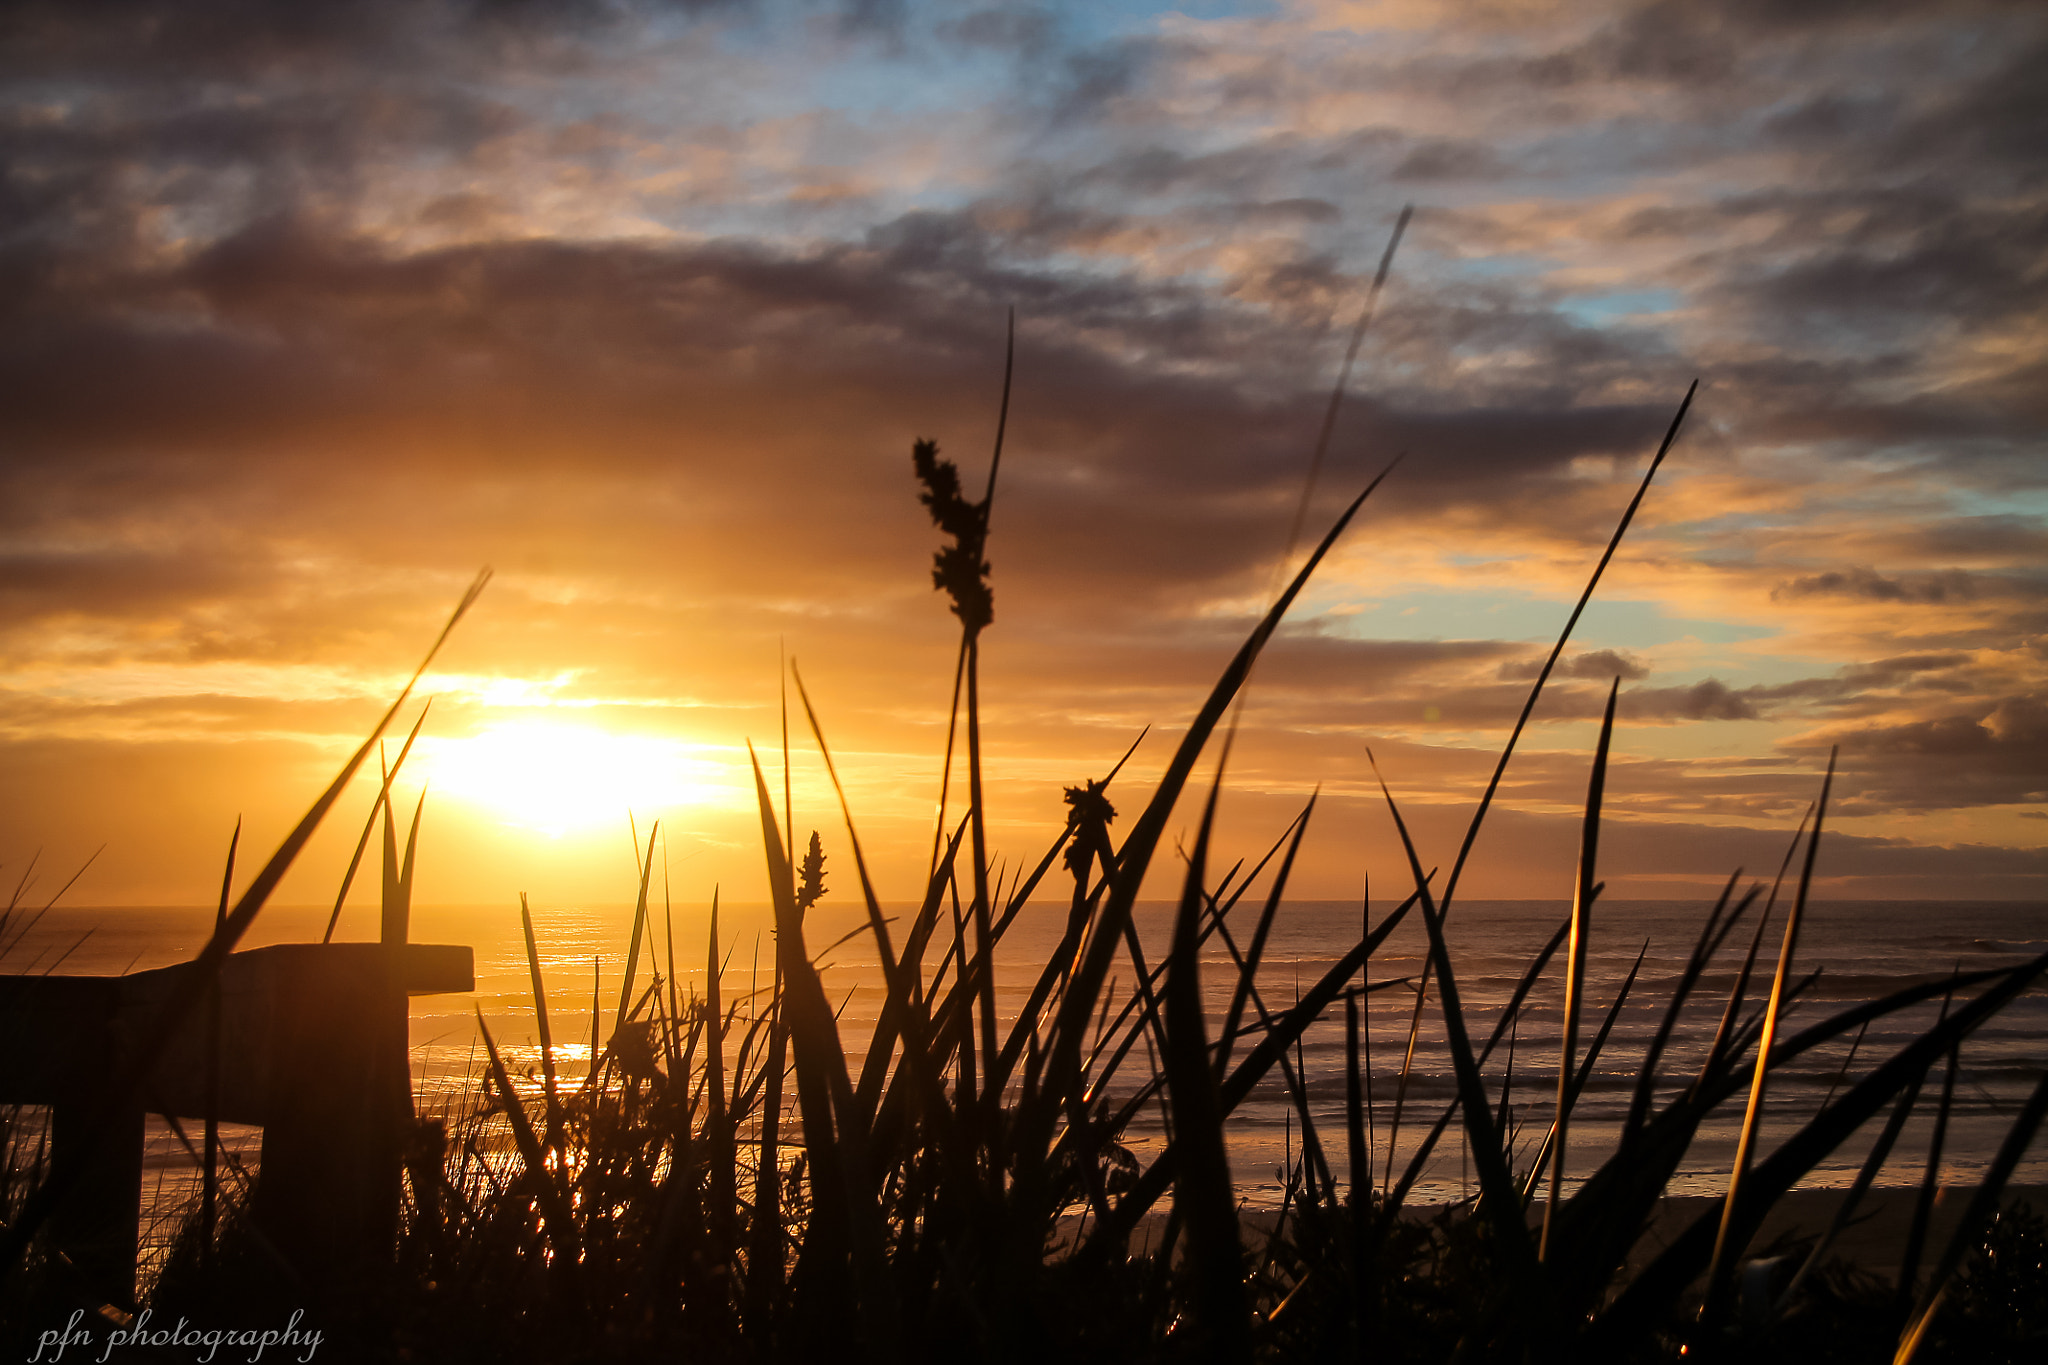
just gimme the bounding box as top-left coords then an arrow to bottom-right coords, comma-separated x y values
1086,1185 -> 2048,1277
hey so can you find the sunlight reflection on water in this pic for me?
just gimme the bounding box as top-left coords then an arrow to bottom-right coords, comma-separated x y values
12,897 -> 2045,1226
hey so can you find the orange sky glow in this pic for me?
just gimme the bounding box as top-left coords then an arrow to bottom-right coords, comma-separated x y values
1,0 -> 2041,914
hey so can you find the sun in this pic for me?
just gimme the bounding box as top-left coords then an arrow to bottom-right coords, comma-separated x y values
416,722 -> 736,837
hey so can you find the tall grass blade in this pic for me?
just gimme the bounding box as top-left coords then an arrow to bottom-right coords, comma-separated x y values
588,954 -> 600,1087
1780,1070 -> 1926,1308
1161,764 -> 1249,1359
1384,915 -> 1569,1216
1501,1010 -> 1524,1171
1895,1063 -> 2048,1364
381,784 -> 425,946
1361,923 -> 1378,1201
202,817 -> 239,1259
964,321 -> 1013,1094
1522,939 -> 1645,1205
1216,795 -> 1315,1080
702,893 -> 737,1244
1383,974 -> 1430,1195
926,643 -> 969,885
1897,1041 -> 1958,1305
1822,1018 -> 1869,1113
1084,895 -> 1417,1256
616,827 -> 659,1030
1597,947 -> 2048,1351
1028,463 -> 1394,1163
1079,865 -> 1293,1111
1236,955 -> 1336,1205
992,813 -> 1081,939
0,567 -> 489,1286
791,664 -> 963,1181
1372,385 -> 1693,1265
1541,678 -> 1618,1259
1439,382 -> 1695,917
477,1009 -> 584,1312
1698,812 -> 1810,1092
745,745 -> 895,1355
1278,204 -> 1412,567
1368,752 -> 1531,1268
860,821 -> 968,1128
1345,989 -> 1369,1316
963,641 -> 1001,1093
1563,958 -> 2024,1296
1621,874 -> 1752,1148
520,892 -> 564,1156
790,663 -> 896,978
662,854 -> 680,1070
1708,748 -> 1836,1308
324,700 -> 429,943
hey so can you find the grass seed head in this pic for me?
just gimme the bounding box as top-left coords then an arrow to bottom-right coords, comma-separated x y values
912,437 -> 993,637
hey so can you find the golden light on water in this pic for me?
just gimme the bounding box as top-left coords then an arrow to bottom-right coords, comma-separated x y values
417,722 -> 737,837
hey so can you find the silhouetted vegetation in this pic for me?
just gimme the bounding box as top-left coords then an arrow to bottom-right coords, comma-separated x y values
5,382 -> 2047,1364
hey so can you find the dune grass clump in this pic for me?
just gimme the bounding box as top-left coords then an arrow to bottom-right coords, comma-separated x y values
6,345 -> 2048,1363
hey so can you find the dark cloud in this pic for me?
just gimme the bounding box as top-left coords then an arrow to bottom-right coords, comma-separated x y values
1732,194 -> 2048,339
1773,567 -> 1979,604
0,0 -> 748,75
1392,139 -> 1510,183
1233,198 -> 1342,227
1886,29 -> 2048,183
0,547 -> 259,622
1078,141 -> 1324,201
1911,516 -> 2048,560
1623,678 -> 1758,721
0,205 -> 1709,612
1789,691 -> 2048,811
1599,815 -> 2048,895
1047,37 -> 1150,124
0,0 -> 2040,900
1498,648 -> 1651,683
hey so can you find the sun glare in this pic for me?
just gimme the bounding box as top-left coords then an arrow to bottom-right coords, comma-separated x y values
417,722 -> 736,837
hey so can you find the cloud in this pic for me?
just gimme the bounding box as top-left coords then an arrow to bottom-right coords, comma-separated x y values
1773,568 -> 1981,604
1391,138 -> 1511,182
0,0 -> 2041,901
1624,677 -> 1758,721
1785,690 -> 2048,812
1497,648 -> 1650,682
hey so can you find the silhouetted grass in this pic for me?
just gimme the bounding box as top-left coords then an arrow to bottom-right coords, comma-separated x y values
7,387 -> 2048,1365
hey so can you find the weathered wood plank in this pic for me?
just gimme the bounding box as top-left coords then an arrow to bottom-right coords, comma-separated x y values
0,941 -> 473,1296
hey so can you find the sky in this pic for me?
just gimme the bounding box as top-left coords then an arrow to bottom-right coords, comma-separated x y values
1,0 -> 2042,916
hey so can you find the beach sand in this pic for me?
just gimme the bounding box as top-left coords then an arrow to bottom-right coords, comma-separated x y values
1067,1185 -> 2046,1279
1618,1183 -> 2046,1279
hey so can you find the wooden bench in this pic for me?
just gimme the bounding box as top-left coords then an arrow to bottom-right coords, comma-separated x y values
0,942 -> 473,1300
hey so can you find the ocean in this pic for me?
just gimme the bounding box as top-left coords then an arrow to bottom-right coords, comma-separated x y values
7,895 -> 2044,1243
